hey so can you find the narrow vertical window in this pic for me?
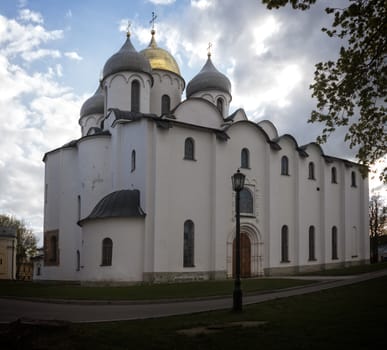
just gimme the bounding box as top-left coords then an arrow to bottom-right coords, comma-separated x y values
50,236 -> 57,262
308,226 -> 316,261
351,171 -> 357,187
281,225 -> 289,262
281,156 -> 289,175
101,238 -> 113,266
131,80 -> 140,112
45,184 -> 48,204
217,98 -> 224,116
184,220 -> 194,267
331,166 -> 337,183
77,195 -> 81,221
76,250 -> 80,271
332,226 -> 338,260
131,150 -> 136,172
308,162 -> 315,180
241,148 -> 250,169
161,94 -> 170,115
184,137 -> 195,160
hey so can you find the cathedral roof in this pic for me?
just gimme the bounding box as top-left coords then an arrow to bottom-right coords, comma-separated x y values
140,29 -> 181,76
102,32 -> 152,80
186,54 -> 231,98
80,86 -> 104,117
79,189 -> 145,226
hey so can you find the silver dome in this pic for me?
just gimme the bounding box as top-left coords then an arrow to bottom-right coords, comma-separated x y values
102,34 -> 152,80
186,55 -> 231,98
80,86 -> 104,117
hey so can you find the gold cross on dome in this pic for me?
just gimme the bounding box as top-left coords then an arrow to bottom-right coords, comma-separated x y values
150,11 -> 157,30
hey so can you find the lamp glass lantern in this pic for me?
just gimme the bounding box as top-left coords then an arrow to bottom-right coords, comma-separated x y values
232,169 -> 246,192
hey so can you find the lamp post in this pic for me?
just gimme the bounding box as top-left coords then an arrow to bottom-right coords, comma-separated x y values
231,169 -> 245,312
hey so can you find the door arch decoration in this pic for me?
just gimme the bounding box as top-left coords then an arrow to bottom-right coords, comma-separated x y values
227,223 -> 263,278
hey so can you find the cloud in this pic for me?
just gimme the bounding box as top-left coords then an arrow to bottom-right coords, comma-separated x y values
147,0 -> 175,4
191,0 -> 214,10
18,9 -> 43,24
0,9 -> 83,242
64,51 -> 83,61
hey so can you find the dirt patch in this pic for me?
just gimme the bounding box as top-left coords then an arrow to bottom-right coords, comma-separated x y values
177,321 -> 268,336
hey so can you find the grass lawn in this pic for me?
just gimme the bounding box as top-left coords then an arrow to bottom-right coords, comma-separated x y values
299,261 -> 387,276
0,278 -> 315,300
2,275 -> 386,349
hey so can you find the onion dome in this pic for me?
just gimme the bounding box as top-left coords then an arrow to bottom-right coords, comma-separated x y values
186,53 -> 231,98
102,31 -> 152,80
80,86 -> 104,117
140,29 -> 181,76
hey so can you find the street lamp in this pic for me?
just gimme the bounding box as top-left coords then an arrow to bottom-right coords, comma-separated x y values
231,169 -> 245,312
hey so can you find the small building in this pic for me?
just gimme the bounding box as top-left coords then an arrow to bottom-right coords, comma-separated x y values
0,226 -> 17,280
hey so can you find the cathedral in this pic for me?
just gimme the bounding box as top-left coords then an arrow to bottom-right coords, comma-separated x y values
36,26 -> 370,283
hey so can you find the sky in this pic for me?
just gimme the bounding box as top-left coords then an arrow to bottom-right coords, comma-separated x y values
0,0 -> 385,244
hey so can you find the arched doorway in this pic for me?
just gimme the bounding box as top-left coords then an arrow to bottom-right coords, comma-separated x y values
233,232 -> 251,278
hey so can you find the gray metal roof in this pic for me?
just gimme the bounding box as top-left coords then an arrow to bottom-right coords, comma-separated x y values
80,86 -> 104,117
79,189 -> 145,226
102,35 -> 152,80
186,56 -> 231,98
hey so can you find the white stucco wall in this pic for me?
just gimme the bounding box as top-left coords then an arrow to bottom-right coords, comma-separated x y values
81,218 -> 145,282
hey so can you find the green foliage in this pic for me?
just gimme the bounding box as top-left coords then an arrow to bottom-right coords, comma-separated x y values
263,0 -> 387,182
0,214 -> 37,276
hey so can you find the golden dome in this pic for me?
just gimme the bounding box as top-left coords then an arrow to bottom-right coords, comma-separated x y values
140,30 -> 181,76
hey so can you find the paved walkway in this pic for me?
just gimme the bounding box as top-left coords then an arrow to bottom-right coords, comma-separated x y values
1,269 -> 386,324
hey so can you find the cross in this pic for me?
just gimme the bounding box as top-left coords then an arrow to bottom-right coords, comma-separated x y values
207,42 -> 212,57
126,20 -> 131,36
150,12 -> 157,30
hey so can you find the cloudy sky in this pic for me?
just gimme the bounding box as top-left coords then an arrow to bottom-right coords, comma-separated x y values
0,0 -> 385,243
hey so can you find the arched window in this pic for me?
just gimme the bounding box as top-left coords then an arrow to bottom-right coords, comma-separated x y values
308,162 -> 315,180
216,98 -> 224,116
50,236 -> 57,262
332,226 -> 338,260
131,80 -> 140,112
240,188 -> 254,214
101,238 -> 113,266
308,226 -> 316,261
331,166 -> 337,183
281,156 -> 289,175
131,150 -> 136,172
184,137 -> 195,160
184,220 -> 194,267
281,225 -> 289,262
241,148 -> 250,169
351,171 -> 357,187
161,94 -> 170,115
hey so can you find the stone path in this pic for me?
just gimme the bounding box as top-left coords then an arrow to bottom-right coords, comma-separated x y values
1,269 -> 386,324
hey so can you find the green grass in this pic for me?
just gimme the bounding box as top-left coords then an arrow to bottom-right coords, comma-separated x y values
299,261 -> 387,276
0,278 -> 315,300
2,276 -> 387,349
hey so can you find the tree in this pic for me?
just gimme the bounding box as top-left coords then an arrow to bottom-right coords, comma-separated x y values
262,0 -> 387,182
369,196 -> 386,263
0,214 -> 37,278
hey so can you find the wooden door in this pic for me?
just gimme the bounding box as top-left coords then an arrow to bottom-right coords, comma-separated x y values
233,232 -> 251,278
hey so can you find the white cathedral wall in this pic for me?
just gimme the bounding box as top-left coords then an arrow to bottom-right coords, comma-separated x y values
268,137 -> 298,273
104,73 -> 152,113
42,147 -> 81,280
216,122 -> 269,277
150,124 -> 213,280
78,134 -> 112,219
81,218 -> 144,282
149,71 -> 184,116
